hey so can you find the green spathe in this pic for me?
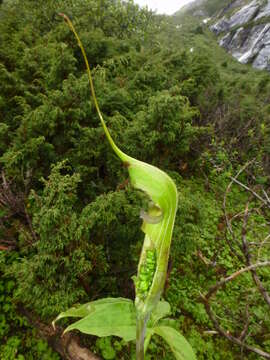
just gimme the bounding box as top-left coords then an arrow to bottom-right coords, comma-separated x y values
54,14 -> 195,360
58,14 -> 177,318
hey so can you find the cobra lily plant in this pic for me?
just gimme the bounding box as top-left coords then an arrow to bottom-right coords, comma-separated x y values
53,14 -> 196,360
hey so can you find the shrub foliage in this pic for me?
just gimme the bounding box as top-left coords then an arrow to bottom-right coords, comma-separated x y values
1,0 -> 270,359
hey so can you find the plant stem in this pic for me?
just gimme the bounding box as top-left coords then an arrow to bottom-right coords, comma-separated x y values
136,313 -> 147,360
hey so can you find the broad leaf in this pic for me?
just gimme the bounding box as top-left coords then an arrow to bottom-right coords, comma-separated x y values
52,297 -> 131,329
153,326 -> 196,360
58,298 -> 136,342
150,300 -> 171,326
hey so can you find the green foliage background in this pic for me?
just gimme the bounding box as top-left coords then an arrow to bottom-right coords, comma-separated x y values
0,0 -> 270,359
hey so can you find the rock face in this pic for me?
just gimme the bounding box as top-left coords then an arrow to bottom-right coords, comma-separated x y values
210,0 -> 270,71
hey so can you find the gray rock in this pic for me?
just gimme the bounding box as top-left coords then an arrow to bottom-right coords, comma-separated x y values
253,45 -> 270,69
229,0 -> 260,27
210,0 -> 270,71
238,24 -> 270,63
255,0 -> 270,19
220,27 -> 244,49
210,0 -> 260,35
221,23 -> 270,69
210,18 -> 230,34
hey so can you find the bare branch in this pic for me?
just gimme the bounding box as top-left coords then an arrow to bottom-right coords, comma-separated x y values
229,177 -> 270,208
209,165 -> 270,357
249,269 -> 270,308
205,261 -> 270,300
201,295 -> 270,359
0,171 -> 25,216
240,204 -> 270,309
223,161 -> 254,261
0,171 -> 37,244
241,202 -> 251,263
262,189 -> 270,204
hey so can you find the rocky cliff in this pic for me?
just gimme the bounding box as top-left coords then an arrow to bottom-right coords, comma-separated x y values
210,0 -> 270,71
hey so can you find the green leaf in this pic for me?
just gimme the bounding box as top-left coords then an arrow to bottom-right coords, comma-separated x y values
59,298 -> 136,342
153,326 -> 196,360
52,297 -> 131,329
53,303 -> 93,329
144,301 -> 171,353
150,300 -> 171,326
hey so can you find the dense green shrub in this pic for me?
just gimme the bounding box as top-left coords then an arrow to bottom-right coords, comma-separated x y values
0,251 -> 60,359
1,0 -> 270,358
